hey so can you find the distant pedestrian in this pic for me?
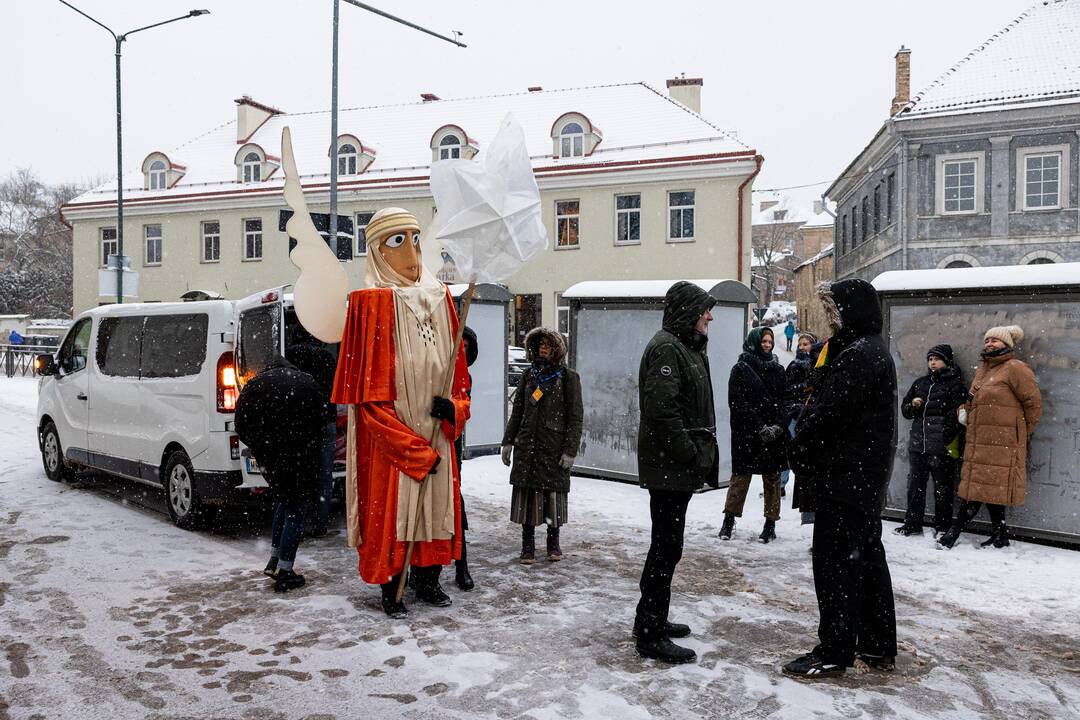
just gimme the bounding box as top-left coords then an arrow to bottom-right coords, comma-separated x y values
780,332 -> 818,500
633,281 -> 719,665
895,344 -> 966,537
718,326 -> 788,543
784,320 -> 796,352
938,326 -> 1041,550
502,327 -> 583,565
784,279 -> 897,679
234,355 -> 327,593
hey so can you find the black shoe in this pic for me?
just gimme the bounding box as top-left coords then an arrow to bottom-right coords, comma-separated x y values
759,520 -> 776,543
937,526 -> 962,549
273,569 -> 306,593
893,524 -> 923,536
381,595 -> 408,619
718,514 -> 735,540
636,637 -> 696,664
855,654 -> 896,672
415,582 -> 453,607
455,561 -> 474,591
782,652 -> 845,678
981,524 -> 1010,548
309,525 -> 328,539
263,557 -> 279,578
632,621 -> 691,640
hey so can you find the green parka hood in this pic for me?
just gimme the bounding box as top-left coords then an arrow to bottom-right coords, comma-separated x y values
662,281 -> 716,340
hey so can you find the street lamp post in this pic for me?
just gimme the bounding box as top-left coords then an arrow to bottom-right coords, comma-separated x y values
328,0 -> 465,257
57,2 -> 209,303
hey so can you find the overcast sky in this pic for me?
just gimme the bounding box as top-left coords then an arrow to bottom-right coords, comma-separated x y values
4,0 -> 1033,197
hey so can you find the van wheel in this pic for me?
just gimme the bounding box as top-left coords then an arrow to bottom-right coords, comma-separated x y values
164,450 -> 202,530
41,422 -> 70,482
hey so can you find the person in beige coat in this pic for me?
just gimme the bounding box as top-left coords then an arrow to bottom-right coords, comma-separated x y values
938,325 -> 1041,549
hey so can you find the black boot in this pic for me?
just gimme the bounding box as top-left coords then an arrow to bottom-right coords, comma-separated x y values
759,519 -> 776,544
633,621 -> 691,639
519,525 -> 536,565
893,524 -> 923,536
981,523 -> 1011,548
412,566 -> 452,607
547,526 -> 563,562
263,557 -> 279,578
718,513 -> 735,540
380,575 -> 408,618
273,569 -> 305,593
455,538 -> 474,591
937,524 -> 962,549
636,636 -> 696,664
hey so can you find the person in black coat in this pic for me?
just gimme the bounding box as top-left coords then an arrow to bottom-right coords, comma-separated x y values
453,325 -> 478,591
719,326 -> 789,543
783,278 -> 898,679
896,344 -> 966,536
786,334 -> 820,524
234,356 -> 327,593
634,281 -> 719,665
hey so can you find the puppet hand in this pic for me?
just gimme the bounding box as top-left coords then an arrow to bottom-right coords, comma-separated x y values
501,445 -> 512,466
430,396 -> 456,423
559,453 -> 575,470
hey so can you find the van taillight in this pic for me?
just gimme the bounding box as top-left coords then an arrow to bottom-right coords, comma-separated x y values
229,435 -> 240,460
217,351 -> 238,413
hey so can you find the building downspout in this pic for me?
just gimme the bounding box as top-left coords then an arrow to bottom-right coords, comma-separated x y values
736,154 -> 764,283
899,136 -> 909,270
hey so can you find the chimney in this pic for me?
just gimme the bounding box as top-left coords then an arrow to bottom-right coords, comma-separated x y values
235,96 -> 283,143
420,93 -> 440,102
759,200 -> 779,213
890,46 -> 911,116
528,86 -> 543,92
666,76 -> 703,113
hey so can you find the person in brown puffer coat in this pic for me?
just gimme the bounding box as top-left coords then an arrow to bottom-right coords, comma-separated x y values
938,325 -> 1041,549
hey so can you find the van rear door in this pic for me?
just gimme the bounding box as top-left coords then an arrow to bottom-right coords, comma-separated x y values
233,287 -> 287,487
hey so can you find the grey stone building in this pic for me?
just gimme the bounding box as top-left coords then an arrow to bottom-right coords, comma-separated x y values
828,0 -> 1080,281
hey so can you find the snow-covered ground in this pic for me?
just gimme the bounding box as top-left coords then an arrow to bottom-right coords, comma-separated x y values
2,375 -> 1079,719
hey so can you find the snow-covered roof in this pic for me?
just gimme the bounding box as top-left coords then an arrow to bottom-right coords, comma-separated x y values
873,262 -> 1080,292
751,249 -> 795,268
751,189 -> 834,228
563,279 -> 756,304
794,243 -> 834,271
902,0 -> 1080,118
67,83 -> 754,209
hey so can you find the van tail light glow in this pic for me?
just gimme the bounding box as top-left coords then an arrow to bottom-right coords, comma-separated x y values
229,435 -> 240,460
217,351 -> 238,413
261,291 -> 279,304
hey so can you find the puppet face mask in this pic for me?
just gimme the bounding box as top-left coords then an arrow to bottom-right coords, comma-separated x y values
379,229 -> 422,283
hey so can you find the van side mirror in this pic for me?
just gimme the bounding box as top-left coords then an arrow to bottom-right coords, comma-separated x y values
35,354 -> 58,377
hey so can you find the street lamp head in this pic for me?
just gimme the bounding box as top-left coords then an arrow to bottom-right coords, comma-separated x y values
189,9 -> 210,16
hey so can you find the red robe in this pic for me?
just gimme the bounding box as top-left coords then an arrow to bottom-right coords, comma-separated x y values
330,287 -> 470,585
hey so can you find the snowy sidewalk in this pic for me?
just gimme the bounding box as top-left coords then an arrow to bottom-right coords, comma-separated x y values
1,376 -> 1079,719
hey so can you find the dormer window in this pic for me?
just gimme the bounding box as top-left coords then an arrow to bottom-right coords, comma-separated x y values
148,161 -> 167,190
430,125 -> 478,163
141,152 -> 185,190
338,143 -> 358,175
331,135 -> 375,176
243,152 -> 261,183
560,122 -> 584,157
550,113 -> 602,158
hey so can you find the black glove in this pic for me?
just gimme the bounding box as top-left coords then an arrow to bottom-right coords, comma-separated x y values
759,425 -> 785,443
430,396 -> 455,423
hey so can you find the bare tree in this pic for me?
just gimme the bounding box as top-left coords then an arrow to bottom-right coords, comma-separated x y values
751,215 -> 797,306
0,168 -> 81,317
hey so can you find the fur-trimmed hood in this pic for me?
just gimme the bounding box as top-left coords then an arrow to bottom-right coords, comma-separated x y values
817,278 -> 882,338
524,326 -> 567,365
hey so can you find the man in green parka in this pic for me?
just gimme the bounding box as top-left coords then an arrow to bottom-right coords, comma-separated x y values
633,281 -> 719,664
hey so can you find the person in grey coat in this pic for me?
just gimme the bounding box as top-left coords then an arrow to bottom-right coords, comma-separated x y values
633,281 -> 719,665
501,327 -> 584,564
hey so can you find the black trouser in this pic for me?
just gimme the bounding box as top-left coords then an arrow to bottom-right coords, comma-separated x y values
812,503 -> 897,666
904,452 -> 956,531
634,489 -> 693,639
954,500 -> 1006,530
786,336 -> 793,351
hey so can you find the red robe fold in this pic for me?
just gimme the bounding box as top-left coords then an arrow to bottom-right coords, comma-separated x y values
331,287 -> 470,585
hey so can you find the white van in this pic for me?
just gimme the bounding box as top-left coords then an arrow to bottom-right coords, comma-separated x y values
34,287 -> 341,529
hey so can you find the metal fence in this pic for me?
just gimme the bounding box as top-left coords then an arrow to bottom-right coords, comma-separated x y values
2,345 -> 54,378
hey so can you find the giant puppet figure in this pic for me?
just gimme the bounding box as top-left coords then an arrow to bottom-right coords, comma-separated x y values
329,208 -> 471,618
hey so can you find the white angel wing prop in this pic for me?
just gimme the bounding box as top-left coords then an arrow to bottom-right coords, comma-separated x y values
281,126 -> 349,343
429,114 -> 548,283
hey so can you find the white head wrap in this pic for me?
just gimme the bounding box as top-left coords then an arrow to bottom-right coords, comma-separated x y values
364,207 -> 446,322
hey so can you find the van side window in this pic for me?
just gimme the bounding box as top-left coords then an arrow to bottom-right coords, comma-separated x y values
141,314 -> 209,378
58,318 -> 92,375
97,316 -> 144,377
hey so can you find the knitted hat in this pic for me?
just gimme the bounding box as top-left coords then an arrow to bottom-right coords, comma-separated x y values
984,325 -> 1024,348
927,343 -> 954,363
798,331 -> 818,344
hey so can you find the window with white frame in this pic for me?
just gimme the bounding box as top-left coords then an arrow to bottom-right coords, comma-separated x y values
202,221 -> 220,262
942,158 -> 977,213
149,160 -> 167,190
243,218 -> 263,260
242,152 -> 262,183
615,194 -> 641,245
1024,152 -> 1061,209
556,200 -> 579,248
337,143 -> 358,175
355,211 -> 374,256
144,224 -> 163,265
559,122 -> 584,158
439,134 -> 462,160
100,227 -> 117,267
668,190 -> 695,241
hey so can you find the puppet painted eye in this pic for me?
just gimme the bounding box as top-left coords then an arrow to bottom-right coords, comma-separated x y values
412,232 -> 421,246
385,233 -> 406,248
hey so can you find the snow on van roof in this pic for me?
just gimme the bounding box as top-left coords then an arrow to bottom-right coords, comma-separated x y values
563,279 -> 756,304
872,262 -> 1080,292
